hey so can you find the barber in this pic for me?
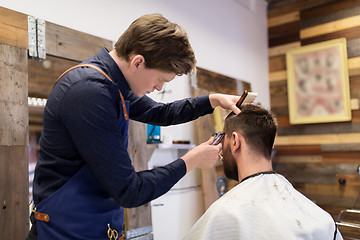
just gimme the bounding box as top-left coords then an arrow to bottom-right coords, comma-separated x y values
27,13 -> 240,239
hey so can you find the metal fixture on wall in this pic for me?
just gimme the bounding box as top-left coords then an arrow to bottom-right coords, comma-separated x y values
28,16 -> 46,60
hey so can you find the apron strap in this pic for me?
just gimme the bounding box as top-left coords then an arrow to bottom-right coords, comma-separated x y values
54,64 -> 128,120
33,207 -> 50,222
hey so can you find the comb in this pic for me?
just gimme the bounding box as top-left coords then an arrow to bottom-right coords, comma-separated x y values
236,90 -> 258,108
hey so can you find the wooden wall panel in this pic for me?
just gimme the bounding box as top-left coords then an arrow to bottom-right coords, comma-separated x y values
0,44 -> 28,145
273,162 -> 358,184
277,122 -> 360,136
196,67 -> 238,95
268,21 -> 300,47
275,110 -> 360,128
300,0 -> 360,21
269,41 -> 300,57
192,87 -> 219,210
301,26 -> 360,46
351,75 -> 360,99
0,44 -> 29,239
269,55 -> 286,72
347,38 -> 360,58
46,22 -> 113,62
267,0 -> 337,18
126,121 -> 151,231
268,11 -> 299,28
301,2 -> 360,28
300,15 -> 360,39
275,133 -> 360,146
0,146 -> 29,239
0,7 -> 27,49
192,68 -> 250,210
28,55 -> 80,98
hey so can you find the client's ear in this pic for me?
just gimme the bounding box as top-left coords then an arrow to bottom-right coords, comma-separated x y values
231,132 -> 241,153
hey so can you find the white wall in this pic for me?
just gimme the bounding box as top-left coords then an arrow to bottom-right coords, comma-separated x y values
0,0 -> 269,144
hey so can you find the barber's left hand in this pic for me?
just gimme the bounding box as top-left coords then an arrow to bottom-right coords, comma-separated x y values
209,94 -> 241,115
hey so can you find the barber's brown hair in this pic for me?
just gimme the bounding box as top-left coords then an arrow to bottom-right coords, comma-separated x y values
115,14 -> 196,75
224,104 -> 278,159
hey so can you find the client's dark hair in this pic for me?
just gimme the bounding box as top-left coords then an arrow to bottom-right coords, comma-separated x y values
223,104 -> 278,159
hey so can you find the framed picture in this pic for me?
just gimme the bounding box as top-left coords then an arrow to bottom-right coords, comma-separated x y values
286,38 -> 351,124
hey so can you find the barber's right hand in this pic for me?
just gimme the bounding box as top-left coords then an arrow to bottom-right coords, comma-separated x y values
181,137 -> 222,173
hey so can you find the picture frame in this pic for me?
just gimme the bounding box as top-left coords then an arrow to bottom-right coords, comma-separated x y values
286,38 -> 351,124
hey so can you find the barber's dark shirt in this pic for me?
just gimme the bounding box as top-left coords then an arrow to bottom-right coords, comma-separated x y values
32,48 -> 213,209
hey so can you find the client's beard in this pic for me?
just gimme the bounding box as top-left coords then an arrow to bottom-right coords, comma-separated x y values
222,143 -> 239,182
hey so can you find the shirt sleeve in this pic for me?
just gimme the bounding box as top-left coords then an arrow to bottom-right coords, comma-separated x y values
60,80 -> 186,207
127,92 -> 214,125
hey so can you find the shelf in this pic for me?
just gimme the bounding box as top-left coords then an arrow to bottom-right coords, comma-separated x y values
146,143 -> 195,150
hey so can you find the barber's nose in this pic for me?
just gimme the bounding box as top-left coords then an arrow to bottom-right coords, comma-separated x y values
155,83 -> 164,91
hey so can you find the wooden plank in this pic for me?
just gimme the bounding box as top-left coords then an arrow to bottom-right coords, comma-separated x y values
275,111 -> 360,128
0,7 -> 28,49
274,110 -> 360,127
351,75 -> 360,99
277,122 -> 360,136
300,15 -> 360,39
268,11 -> 299,28
240,80 -> 252,93
275,133 -> 360,146
322,151 -> 360,164
269,79 -> 287,94
349,56 -> 360,77
351,98 -> 360,110
273,155 -> 322,163
269,70 -> 287,83
269,81 -> 288,109
301,3 -> 360,29
270,95 -> 288,110
29,115 -> 43,124
126,120 -> 151,230
273,145 -> 321,156
275,115 -> 291,128
191,87 -> 219,210
271,106 -> 289,117
29,125 -> 43,133
269,41 -> 300,57
46,21 -> 113,62
0,44 -> 28,240
300,0 -> 360,20
0,146 -> 29,240
269,31 -> 299,48
336,174 -> 360,186
303,193 -> 356,208
29,106 -> 44,117
268,21 -> 300,39
298,183 -> 359,198
0,44 -> 28,146
301,26 -> 360,46
353,109 -> 360,123
322,143 -> 360,152
28,55 -> 80,98
196,67 -> 238,95
267,0 -> 337,18
269,55 -> 286,72
273,162 -> 358,184
347,38 -> 360,58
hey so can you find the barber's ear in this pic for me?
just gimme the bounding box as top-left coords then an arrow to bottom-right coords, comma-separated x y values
231,132 -> 241,153
130,55 -> 144,71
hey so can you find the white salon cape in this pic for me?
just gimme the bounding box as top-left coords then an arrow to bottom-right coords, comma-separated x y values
184,173 -> 343,240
